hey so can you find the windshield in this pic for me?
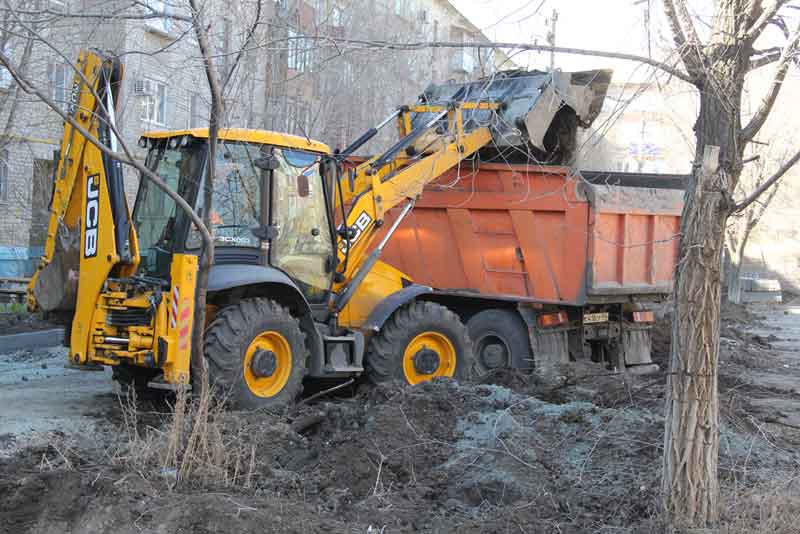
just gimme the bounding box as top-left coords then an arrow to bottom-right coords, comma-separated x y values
133,138 -> 204,275
191,141 -> 263,248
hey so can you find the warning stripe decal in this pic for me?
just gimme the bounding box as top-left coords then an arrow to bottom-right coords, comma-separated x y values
170,286 -> 179,328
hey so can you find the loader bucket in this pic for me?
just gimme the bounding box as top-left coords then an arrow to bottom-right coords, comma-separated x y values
412,69 -> 613,164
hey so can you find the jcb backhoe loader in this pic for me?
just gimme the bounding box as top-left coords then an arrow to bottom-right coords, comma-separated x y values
28,50 -> 610,409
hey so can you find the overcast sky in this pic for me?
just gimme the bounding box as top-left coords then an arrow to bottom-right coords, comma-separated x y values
450,1 -> 799,83
450,0 -> 656,79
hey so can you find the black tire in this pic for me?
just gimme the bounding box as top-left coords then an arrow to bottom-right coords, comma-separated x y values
366,301 -> 473,385
467,309 -> 533,375
203,298 -> 306,411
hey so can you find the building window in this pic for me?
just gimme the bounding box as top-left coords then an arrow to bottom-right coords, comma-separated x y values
288,29 -> 310,72
137,79 -> 167,125
0,148 -> 8,201
49,62 -> 70,111
145,0 -> 171,34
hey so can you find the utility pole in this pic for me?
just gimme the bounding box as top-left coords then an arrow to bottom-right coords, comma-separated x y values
546,8 -> 558,71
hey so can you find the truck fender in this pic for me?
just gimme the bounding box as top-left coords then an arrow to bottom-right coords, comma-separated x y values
208,264 -> 308,308
362,284 -> 433,333
207,264 -> 323,368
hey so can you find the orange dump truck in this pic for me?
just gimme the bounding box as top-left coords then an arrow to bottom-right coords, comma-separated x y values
369,162 -> 684,374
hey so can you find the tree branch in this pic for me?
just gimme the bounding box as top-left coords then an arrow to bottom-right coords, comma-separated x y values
741,20 -> 800,141
748,46 -> 783,70
734,146 -> 800,212
221,0 -> 262,91
745,0 -> 792,41
662,0 -> 704,79
0,2 -> 193,23
323,39 -> 693,83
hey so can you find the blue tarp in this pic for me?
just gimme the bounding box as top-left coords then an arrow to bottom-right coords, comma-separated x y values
0,246 -> 44,277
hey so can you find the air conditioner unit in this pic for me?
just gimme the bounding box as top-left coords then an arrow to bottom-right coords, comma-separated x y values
133,79 -> 153,96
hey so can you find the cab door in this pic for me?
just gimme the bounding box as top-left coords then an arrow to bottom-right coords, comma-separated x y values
269,148 -> 335,308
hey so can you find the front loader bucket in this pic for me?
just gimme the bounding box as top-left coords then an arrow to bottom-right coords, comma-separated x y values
413,69 -> 612,164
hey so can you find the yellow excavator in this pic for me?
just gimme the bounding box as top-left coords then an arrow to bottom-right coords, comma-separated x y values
28,50 -> 610,409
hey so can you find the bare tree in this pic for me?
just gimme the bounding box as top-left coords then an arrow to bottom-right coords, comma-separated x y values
656,1 -> 800,527
185,0 -> 262,381
725,143 -> 792,303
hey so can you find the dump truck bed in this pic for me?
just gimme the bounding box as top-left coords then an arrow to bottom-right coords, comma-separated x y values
373,163 -> 684,306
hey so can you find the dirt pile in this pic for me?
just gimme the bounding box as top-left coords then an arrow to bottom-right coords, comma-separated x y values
3,372 -> 799,534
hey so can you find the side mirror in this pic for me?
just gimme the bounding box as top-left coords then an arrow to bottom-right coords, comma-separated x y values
254,155 -> 278,171
296,173 -> 310,198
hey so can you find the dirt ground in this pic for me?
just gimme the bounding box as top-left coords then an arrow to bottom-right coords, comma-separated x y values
0,312 -> 60,335
1,301 -> 800,533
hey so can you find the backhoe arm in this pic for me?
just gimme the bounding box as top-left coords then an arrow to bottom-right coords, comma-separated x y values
29,50 -> 138,314
331,102 -> 496,311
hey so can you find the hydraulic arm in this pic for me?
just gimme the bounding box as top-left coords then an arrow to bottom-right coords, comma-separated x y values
330,101 -> 498,312
28,51 -> 196,383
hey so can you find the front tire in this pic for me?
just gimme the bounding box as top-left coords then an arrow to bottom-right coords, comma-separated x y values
203,298 -> 306,411
366,301 -> 473,385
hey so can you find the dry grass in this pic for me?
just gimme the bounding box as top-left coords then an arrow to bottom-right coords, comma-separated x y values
718,478 -> 800,534
113,368 -> 259,489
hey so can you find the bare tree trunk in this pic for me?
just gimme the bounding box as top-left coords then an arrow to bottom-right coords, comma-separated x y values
728,218 -> 752,304
188,0 -> 224,386
663,146 -> 727,527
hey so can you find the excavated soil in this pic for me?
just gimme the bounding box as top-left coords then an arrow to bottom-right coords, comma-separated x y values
2,301 -> 800,533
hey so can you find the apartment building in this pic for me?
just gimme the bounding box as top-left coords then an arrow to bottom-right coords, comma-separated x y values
0,0 -> 514,275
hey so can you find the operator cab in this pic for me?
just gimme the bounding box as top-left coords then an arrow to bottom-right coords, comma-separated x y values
132,128 -> 336,305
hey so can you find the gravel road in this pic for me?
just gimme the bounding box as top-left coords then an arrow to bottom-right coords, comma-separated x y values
0,346 -> 113,456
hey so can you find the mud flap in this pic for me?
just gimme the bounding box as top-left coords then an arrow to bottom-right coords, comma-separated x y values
620,322 -> 658,375
530,327 -> 571,375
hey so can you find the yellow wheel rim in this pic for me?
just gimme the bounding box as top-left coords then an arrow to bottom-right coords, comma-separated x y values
243,331 -> 292,398
402,331 -> 457,385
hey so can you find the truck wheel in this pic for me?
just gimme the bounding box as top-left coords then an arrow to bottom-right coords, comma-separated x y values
203,298 -> 306,411
467,309 -> 532,374
366,301 -> 473,385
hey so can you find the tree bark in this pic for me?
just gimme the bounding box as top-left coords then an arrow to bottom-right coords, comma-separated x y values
663,146 -> 727,527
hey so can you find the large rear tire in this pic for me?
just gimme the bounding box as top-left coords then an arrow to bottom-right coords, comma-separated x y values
466,309 -> 533,375
366,301 -> 473,385
203,298 -> 306,411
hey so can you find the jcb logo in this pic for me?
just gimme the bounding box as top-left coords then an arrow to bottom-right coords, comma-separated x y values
339,211 -> 372,254
84,175 -> 100,258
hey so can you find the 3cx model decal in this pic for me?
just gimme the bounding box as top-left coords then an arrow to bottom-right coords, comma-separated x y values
84,174 -> 100,258
339,211 -> 373,253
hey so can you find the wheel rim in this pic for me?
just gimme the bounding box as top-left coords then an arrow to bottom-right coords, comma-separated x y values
475,334 -> 510,370
402,331 -> 457,385
243,331 -> 292,398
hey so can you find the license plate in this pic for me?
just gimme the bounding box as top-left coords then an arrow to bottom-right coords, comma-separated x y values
583,312 -> 609,324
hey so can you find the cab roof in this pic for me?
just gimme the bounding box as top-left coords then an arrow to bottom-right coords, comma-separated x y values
141,128 -> 331,154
